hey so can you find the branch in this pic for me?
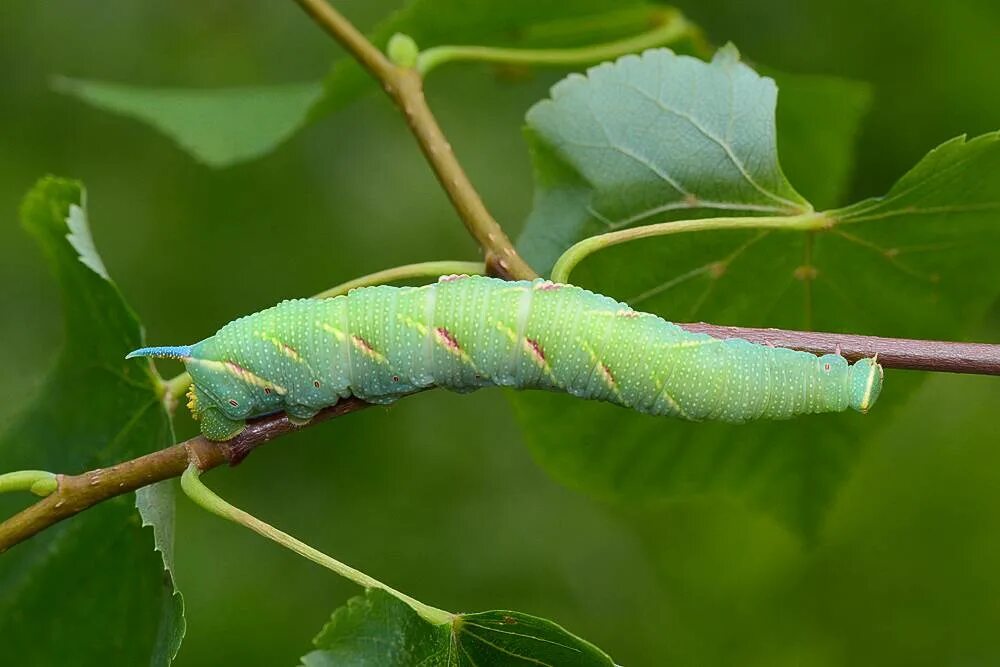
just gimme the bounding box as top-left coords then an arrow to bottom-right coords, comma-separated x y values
678,324 -> 1000,375
291,0 -> 536,280
2,322 -> 997,553
3,0 -> 996,557
550,215 -> 1000,375
0,397 -> 372,553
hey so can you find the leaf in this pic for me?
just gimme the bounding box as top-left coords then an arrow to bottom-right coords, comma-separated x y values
820,132 -> 1000,336
518,45 -> 811,274
53,77 -> 323,167
512,46 -> 1000,538
0,178 -> 184,664
56,2 -> 693,167
301,589 -> 616,666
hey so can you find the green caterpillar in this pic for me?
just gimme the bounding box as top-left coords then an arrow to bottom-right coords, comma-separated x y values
128,275 -> 883,440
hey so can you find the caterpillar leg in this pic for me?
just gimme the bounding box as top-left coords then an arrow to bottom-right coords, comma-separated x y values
285,404 -> 319,426
198,407 -> 247,441
848,357 -> 884,413
187,385 -> 246,441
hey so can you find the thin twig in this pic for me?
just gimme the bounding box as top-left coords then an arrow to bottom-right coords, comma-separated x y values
679,324 -> 1000,375
4,0 -> 998,559
291,0 -> 395,81
388,69 -> 537,279
2,325 -> 998,552
0,397 -> 372,553
291,0 -> 537,280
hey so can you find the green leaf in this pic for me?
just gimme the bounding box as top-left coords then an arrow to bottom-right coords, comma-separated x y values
0,178 -> 184,664
53,77 -> 323,167
519,45 -> 811,274
301,589 -> 616,666
56,2 -> 693,167
513,45 -> 1000,538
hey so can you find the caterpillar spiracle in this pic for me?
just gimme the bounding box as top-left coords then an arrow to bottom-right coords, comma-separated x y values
127,275 -> 883,441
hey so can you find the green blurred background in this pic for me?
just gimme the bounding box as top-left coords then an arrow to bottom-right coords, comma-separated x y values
2,1 -> 998,665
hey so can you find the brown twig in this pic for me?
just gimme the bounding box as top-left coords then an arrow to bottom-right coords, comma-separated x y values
291,0 -> 537,280
679,324 -> 1000,375
0,398 -> 372,553
4,0 -> 998,561
2,327 -> 997,552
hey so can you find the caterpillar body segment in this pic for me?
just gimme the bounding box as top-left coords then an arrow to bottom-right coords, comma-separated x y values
127,275 -> 883,440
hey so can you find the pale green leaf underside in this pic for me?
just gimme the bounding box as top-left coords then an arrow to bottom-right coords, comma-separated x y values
65,201 -> 110,280
53,77 -> 323,167
519,45 -> 810,273
513,44 -> 1000,539
0,178 -> 184,664
301,589 -> 615,667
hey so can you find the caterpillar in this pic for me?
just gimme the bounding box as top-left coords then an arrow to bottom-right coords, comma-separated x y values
127,275 -> 883,441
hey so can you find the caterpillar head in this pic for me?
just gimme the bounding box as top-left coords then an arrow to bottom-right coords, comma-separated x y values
848,357 -> 883,413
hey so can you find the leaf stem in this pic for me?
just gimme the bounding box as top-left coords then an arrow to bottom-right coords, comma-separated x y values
291,0 -> 536,279
416,8 -> 697,75
163,372 -> 192,405
550,212 -> 832,284
181,465 -> 453,625
313,260 -> 484,299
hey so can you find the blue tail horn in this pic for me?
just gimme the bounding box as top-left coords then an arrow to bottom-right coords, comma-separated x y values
125,345 -> 193,360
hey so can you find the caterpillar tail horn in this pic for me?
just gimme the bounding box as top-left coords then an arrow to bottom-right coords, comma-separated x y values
125,345 -> 193,360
